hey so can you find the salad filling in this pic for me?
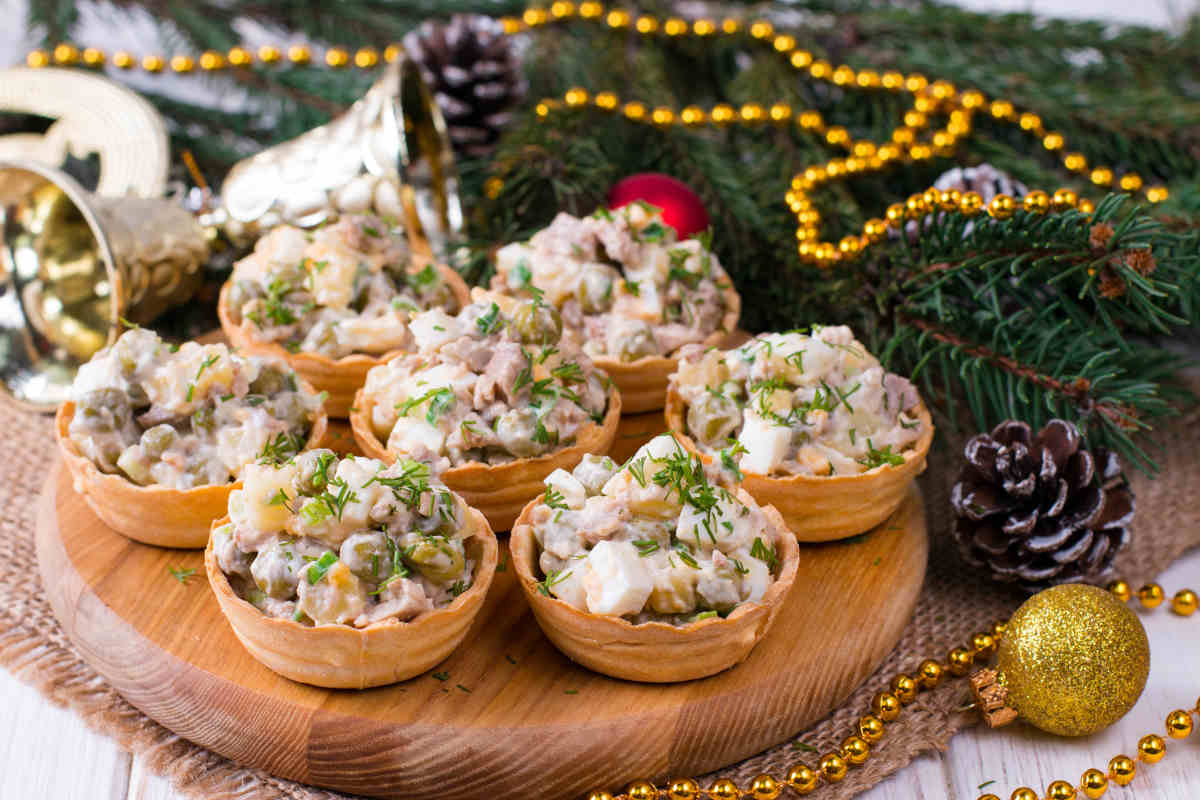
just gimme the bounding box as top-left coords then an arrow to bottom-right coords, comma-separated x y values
493,203 -> 732,362
225,213 -> 461,358
362,292 -> 611,469
68,328 -> 322,489
521,435 -> 783,625
672,326 -> 926,477
212,451 -> 477,627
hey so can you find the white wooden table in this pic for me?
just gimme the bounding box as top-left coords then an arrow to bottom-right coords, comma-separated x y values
2,548 -> 1196,800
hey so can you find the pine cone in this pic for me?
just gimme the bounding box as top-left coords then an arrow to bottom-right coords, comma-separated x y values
403,15 -> 525,157
933,163 -> 1028,204
951,419 -> 1134,592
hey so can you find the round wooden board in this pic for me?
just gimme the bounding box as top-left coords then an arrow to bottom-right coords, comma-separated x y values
37,461 -> 928,800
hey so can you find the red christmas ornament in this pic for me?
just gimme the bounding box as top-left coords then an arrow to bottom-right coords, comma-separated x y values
607,173 -> 710,238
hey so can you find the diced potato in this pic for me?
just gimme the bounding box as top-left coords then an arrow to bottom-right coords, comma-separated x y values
544,468 -> 587,509
386,418 -> 447,458
581,540 -> 653,616
409,309 -> 463,352
646,558 -> 699,615
547,562 -> 588,609
240,461 -> 300,532
737,412 -> 791,475
296,561 -> 367,625
305,241 -> 361,309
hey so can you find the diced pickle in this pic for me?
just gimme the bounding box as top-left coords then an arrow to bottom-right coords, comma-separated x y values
268,394 -> 309,428
78,388 -> 131,432
616,323 -> 657,362
576,264 -> 617,313
250,541 -> 302,599
140,424 -> 176,457
293,449 -> 336,494
495,407 -> 541,457
191,406 -> 215,433
228,279 -> 264,314
405,535 -> 466,584
339,531 -> 391,580
687,393 -> 742,445
250,366 -> 289,395
510,299 -> 563,345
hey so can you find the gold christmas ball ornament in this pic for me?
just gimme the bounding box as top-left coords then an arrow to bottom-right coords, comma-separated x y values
996,584 -> 1150,736
1010,788 -> 1038,800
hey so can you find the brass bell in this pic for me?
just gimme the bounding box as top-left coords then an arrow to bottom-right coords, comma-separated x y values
218,53 -> 462,256
0,160 -> 207,409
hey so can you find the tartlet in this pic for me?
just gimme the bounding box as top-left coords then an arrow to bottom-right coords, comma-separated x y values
206,451 -> 498,688
350,291 -> 621,531
56,329 -> 327,548
491,203 -> 741,412
217,213 -> 470,416
665,326 -> 933,541
510,434 -> 799,682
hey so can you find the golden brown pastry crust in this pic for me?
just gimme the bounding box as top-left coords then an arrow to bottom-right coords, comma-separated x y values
217,255 -> 471,417
349,385 -> 622,532
509,493 -> 798,682
592,280 -> 742,414
205,507 -> 497,689
664,384 -> 934,541
55,396 -> 328,549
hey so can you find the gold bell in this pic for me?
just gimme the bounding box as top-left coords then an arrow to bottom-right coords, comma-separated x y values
0,161 -> 207,409
218,55 -> 462,257
0,68 -> 207,409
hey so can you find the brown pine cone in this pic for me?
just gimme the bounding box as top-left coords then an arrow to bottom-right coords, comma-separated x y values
951,419 -> 1134,592
403,15 -> 526,157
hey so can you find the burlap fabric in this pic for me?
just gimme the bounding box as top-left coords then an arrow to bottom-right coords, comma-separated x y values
0,394 -> 1196,800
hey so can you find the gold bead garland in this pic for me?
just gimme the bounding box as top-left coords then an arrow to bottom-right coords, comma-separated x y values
26,3 -> 1170,252
496,4 -> 1167,269
578,580 -> 1197,800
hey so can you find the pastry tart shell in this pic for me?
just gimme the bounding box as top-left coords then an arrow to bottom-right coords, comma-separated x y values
593,281 -> 742,414
509,494 -> 799,682
217,256 -> 471,418
350,385 -> 622,532
205,507 -> 498,689
55,397 -> 328,550
664,384 -> 934,541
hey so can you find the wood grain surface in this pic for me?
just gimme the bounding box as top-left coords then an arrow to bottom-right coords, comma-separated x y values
37,459 -> 928,800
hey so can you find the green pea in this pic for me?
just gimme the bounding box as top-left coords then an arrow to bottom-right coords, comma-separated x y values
687,393 -> 742,444
510,299 -> 562,345
405,536 -> 465,584
339,532 -> 391,580
140,424 -> 176,457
